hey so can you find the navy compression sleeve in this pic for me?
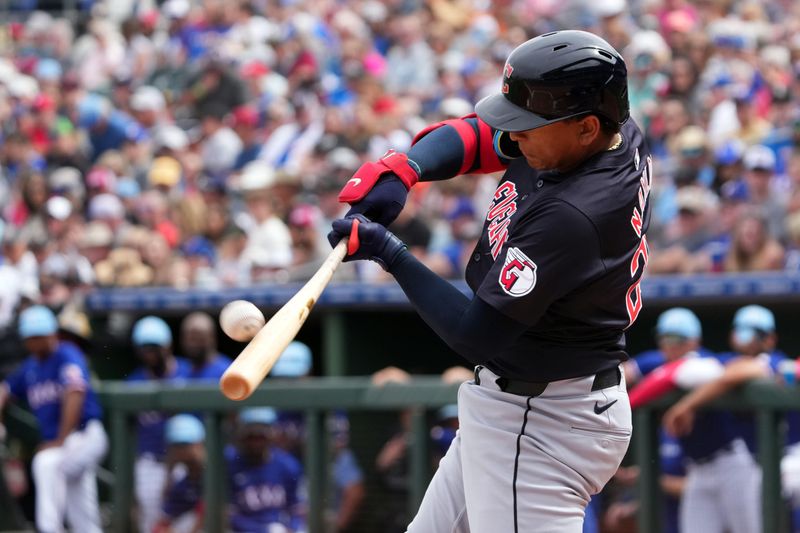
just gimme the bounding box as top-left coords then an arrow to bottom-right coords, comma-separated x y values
408,118 -> 511,181
388,248 -> 528,365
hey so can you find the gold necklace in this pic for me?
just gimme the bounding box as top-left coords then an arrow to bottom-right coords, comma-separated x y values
607,133 -> 623,151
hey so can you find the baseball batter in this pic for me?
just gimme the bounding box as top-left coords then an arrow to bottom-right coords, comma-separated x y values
0,305 -> 107,533
329,30 -> 650,532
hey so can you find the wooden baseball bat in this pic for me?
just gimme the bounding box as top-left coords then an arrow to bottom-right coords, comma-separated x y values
220,240 -> 348,400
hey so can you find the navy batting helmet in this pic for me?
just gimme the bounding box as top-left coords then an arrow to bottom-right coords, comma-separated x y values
476,30 -> 629,132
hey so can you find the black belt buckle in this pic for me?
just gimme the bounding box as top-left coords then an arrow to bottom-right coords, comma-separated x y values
591,367 -> 621,391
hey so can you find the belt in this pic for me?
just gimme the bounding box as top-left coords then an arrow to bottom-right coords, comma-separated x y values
474,366 -> 621,397
691,441 -> 738,466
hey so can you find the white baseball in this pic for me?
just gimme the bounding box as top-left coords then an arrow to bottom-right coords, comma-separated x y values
220,300 -> 266,342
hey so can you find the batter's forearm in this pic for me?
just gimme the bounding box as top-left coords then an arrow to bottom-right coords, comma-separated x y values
56,389 -> 85,443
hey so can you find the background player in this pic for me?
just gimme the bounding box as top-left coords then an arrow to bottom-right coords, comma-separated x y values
329,30 -> 650,532
624,307 -> 712,386
155,414 -> 207,533
662,305 -> 791,533
226,407 -> 305,533
178,312 -> 232,380
0,305 -> 107,533
126,315 -> 191,533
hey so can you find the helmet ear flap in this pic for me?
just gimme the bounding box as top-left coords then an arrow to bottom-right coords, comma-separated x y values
493,130 -> 522,160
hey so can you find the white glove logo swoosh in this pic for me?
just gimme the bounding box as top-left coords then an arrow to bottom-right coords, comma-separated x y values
348,177 -> 362,187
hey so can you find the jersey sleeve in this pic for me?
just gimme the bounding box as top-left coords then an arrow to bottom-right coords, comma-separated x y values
58,347 -> 90,392
476,200 -> 605,326
3,363 -> 28,401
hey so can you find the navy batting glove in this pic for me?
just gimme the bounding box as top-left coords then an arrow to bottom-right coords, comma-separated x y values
328,214 -> 408,270
344,175 -> 408,227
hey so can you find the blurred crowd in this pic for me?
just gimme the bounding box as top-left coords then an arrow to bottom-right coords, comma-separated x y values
0,0 -> 799,329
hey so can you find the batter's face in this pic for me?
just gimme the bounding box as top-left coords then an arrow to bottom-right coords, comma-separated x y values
508,115 -> 604,173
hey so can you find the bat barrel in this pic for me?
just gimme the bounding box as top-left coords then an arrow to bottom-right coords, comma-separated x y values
219,240 -> 349,401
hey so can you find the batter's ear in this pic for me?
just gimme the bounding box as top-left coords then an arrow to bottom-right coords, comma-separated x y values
576,115 -> 602,146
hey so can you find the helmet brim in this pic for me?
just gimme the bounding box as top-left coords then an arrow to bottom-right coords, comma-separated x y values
475,93 -> 553,133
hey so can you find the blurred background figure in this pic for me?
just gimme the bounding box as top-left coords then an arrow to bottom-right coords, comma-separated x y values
179,311 -> 231,380
125,316 -> 190,533
226,407 -> 305,533
327,412 -> 365,533
271,340 -> 313,460
155,414 -> 206,533
0,305 -> 107,533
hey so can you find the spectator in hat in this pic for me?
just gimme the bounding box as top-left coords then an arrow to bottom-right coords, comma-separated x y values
732,90 -> 771,146
723,209 -> 784,272
48,167 -> 86,210
130,86 -> 167,130
649,186 -> 719,273
125,316 -> 192,533
259,94 -> 325,175
199,104 -> 243,178
238,161 -> 292,279
179,311 -> 231,380
75,93 -> 146,162
0,305 -> 107,533
226,407 -> 305,533
673,125 -> 714,187
148,156 -> 183,192
231,105 -> 263,171
88,192 -> 127,235
741,144 -> 787,239
155,415 -> 207,533
710,139 -> 745,194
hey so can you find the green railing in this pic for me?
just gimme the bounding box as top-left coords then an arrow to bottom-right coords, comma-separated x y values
98,377 -> 460,533
6,378 -> 799,532
634,380 -> 800,533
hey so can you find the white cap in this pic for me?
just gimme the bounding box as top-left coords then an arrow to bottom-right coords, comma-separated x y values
744,145 -> 776,171
592,0 -> 626,18
153,124 -> 189,152
7,74 -> 39,99
46,196 -> 72,221
439,97 -> 473,119
88,193 -> 125,220
163,0 -> 190,18
239,160 -> 276,192
131,86 -> 166,112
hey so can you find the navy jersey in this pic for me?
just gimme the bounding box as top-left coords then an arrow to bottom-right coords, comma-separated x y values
678,353 -> 749,461
226,446 -> 305,532
126,358 -> 192,458
3,342 -> 102,441
725,351 -> 790,453
467,120 -> 652,381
